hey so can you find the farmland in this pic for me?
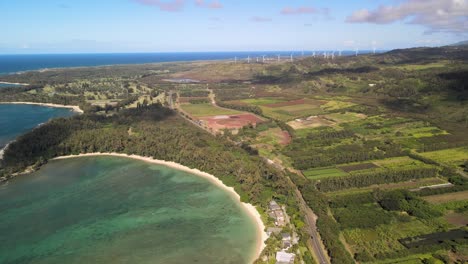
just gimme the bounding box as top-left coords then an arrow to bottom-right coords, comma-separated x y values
259,98 -> 325,121
180,103 -> 241,117
1,44 -> 467,264
303,167 -> 348,180
423,190 -> 468,204
419,147 -> 468,167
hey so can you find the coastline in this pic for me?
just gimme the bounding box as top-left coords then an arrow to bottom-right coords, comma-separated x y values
0,101 -> 84,113
0,81 -> 29,86
53,152 -> 268,263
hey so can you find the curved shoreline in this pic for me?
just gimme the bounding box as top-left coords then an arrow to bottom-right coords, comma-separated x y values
53,152 -> 267,263
0,102 -> 84,113
0,81 -> 29,86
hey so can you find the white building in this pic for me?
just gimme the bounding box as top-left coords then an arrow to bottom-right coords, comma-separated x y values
276,251 -> 295,264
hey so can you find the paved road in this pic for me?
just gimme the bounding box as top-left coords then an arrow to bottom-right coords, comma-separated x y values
266,158 -> 330,264
289,176 -> 330,264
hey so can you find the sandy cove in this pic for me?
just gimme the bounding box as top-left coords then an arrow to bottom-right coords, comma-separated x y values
0,102 -> 84,113
53,152 -> 268,263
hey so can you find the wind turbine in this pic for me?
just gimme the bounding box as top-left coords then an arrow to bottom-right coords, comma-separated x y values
262,55 -> 266,63
247,56 -> 251,63
373,47 -> 377,54
312,51 -> 316,58
256,57 -> 259,63
355,48 -> 359,56
290,54 -> 293,62
331,51 -> 335,60
277,55 -> 281,62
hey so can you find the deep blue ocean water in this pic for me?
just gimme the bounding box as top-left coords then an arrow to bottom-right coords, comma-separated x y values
0,51 -> 372,75
0,104 -> 76,148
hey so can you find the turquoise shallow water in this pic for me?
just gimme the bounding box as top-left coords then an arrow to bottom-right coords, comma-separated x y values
0,156 -> 258,264
0,104 -> 76,148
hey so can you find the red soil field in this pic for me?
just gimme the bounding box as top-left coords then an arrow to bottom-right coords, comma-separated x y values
280,131 -> 292,145
200,114 -> 263,132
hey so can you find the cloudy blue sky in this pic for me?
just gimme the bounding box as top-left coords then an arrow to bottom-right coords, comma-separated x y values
1,0 -> 467,53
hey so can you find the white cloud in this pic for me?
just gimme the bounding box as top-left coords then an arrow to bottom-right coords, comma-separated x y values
346,0 -> 468,35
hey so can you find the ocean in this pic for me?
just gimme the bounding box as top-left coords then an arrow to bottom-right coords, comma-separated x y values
0,51 -> 371,75
0,104 -> 76,148
0,156 -> 258,264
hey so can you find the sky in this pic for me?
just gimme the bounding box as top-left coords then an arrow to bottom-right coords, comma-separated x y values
1,0 -> 467,54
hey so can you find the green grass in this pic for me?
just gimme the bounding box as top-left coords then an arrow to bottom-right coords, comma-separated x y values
373,156 -> 427,169
404,126 -> 448,138
303,167 -> 348,180
390,62 -> 448,71
419,147 -> 468,167
240,98 -> 285,106
260,104 -> 324,121
366,253 -> 444,264
256,128 -> 284,146
320,100 -> 356,111
327,177 -> 448,197
343,220 -> 438,258
325,112 -> 366,123
180,103 -> 241,117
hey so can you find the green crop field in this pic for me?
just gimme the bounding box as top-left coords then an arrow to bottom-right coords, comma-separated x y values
367,253 -> 444,264
324,112 -> 367,124
373,156 -> 427,169
327,177 -> 449,197
180,103 -> 241,117
320,100 -> 356,111
419,147 -> 468,167
260,104 -> 324,121
404,126 -> 448,138
343,220 -> 440,258
241,98 -> 286,105
303,167 -> 348,179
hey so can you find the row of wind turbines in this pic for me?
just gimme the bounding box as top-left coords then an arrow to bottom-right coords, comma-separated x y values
233,47 -> 378,64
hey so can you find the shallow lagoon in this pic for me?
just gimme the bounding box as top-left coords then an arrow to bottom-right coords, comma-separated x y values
0,156 -> 258,264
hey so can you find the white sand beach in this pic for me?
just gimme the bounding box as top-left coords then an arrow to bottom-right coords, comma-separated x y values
0,102 -> 83,113
54,152 -> 268,263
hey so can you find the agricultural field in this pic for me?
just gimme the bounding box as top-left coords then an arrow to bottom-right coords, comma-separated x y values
180,103 -> 241,117
199,114 -> 264,134
241,98 -> 286,106
342,211 -> 450,260
327,177 -> 449,197
256,127 -> 291,147
320,100 -> 356,111
287,116 -> 335,130
423,190 -> 468,204
302,156 -> 438,183
259,98 -> 325,121
419,147 -> 468,167
324,112 -> 367,124
303,167 -> 348,180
